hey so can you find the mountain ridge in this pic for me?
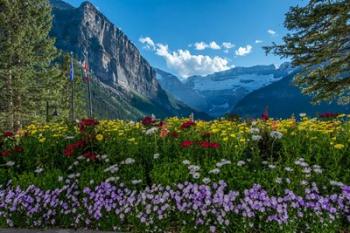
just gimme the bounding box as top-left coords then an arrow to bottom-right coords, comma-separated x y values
232,72 -> 350,118
156,63 -> 295,117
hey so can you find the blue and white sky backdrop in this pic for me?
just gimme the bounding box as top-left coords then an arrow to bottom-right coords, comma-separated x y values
65,0 -> 305,78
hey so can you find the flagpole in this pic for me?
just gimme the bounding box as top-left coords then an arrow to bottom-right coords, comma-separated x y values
83,56 -> 93,118
70,52 -> 75,122
87,71 -> 93,118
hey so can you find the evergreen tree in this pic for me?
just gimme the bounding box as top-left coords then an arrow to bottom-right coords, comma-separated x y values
264,0 -> 350,104
0,0 -> 65,130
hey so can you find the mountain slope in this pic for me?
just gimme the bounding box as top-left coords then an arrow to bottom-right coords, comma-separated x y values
49,0 -> 207,119
156,63 -> 294,117
155,69 -> 209,111
232,73 -> 350,118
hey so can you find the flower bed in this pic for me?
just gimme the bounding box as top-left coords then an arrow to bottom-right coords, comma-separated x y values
0,114 -> 350,232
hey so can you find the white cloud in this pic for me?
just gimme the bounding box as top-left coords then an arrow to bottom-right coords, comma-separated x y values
139,37 -> 233,78
194,42 -> 208,50
222,42 -> 235,49
139,36 -> 155,49
209,41 -> 221,50
235,45 -> 253,56
255,40 -> 263,44
267,29 -> 276,35
194,41 -> 222,50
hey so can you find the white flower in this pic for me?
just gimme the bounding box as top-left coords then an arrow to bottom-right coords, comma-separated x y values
262,161 -> 268,165
312,165 -> 323,174
209,168 -> 220,174
202,177 -> 211,184
216,159 -> 231,168
189,165 -> 200,171
270,131 -> 283,139
153,153 -> 160,159
237,160 -> 246,166
251,121 -> 257,126
131,179 -> 142,185
300,180 -> 308,186
302,167 -> 312,174
330,180 -> 344,187
192,173 -> 200,179
285,178 -> 291,184
58,176 -> 63,182
275,177 -> 283,184
106,177 -> 119,183
145,127 -> 158,135
104,164 -> 119,173
250,128 -> 260,134
252,135 -> 262,141
299,113 -> 306,117
34,167 -> 44,174
182,160 -> 191,165
5,161 -> 15,167
90,179 -> 95,185
284,167 -> 293,172
123,158 -> 135,165
268,164 -> 276,169
73,161 -> 79,166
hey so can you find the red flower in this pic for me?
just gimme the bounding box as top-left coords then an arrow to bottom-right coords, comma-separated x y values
64,145 -> 75,157
63,140 -> 86,157
14,146 -> 24,153
142,116 -> 156,126
199,141 -> 220,149
199,141 -> 211,148
3,131 -> 13,138
209,142 -> 220,149
83,151 -> 97,161
261,106 -> 269,121
1,150 -> 11,157
181,140 -> 193,148
74,140 -> 86,148
180,120 -> 196,129
320,112 -> 339,118
171,131 -> 179,138
79,118 -> 99,132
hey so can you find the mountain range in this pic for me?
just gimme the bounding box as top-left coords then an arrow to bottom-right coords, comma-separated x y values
50,0 -> 349,120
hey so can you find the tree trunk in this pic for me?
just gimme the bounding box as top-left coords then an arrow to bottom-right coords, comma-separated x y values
7,70 -> 14,131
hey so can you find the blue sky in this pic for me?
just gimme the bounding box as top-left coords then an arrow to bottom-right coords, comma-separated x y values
65,0 -> 305,78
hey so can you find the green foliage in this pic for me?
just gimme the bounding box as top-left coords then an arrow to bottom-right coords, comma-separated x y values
264,0 -> 350,104
0,0 -> 89,131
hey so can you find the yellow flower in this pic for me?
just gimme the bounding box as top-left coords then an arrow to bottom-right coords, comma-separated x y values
334,144 -> 344,150
96,134 -> 104,141
39,137 -> 46,143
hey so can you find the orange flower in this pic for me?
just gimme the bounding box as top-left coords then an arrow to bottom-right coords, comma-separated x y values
160,123 -> 169,138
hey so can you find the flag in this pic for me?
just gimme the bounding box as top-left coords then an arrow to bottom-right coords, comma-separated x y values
82,61 -> 89,74
69,52 -> 74,81
82,60 -> 89,82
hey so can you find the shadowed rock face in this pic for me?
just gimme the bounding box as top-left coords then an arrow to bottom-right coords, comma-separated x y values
51,1 -> 159,98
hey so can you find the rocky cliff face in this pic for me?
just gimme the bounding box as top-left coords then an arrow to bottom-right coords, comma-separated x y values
51,1 -> 159,97
49,0 -> 208,119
